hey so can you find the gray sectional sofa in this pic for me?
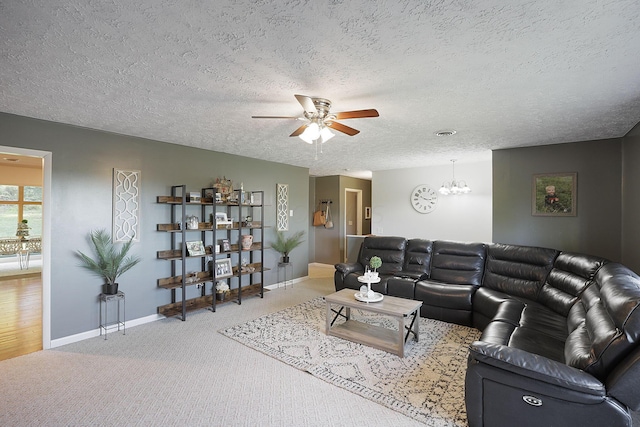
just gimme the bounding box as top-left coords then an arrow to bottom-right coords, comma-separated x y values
334,236 -> 640,427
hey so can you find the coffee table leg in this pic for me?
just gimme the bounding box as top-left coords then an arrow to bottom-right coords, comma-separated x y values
326,301 -> 331,334
398,317 -> 405,357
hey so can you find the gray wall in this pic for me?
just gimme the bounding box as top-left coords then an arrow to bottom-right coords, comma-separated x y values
311,175 -> 371,264
493,138 -> 623,262
1,112 -> 309,340
313,175 -> 340,264
622,121 -> 640,273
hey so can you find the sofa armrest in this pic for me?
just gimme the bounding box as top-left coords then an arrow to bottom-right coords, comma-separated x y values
469,341 -> 605,396
334,263 -> 362,275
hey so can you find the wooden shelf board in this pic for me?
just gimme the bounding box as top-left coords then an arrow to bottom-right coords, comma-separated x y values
157,284 -> 267,317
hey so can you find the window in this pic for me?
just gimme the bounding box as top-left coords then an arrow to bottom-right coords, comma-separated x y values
0,185 -> 42,238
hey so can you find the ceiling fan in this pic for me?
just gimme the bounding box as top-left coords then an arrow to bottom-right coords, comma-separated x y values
252,94 -> 379,144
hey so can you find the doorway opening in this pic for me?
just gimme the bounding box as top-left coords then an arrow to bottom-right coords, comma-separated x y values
344,188 -> 363,262
0,146 -> 52,356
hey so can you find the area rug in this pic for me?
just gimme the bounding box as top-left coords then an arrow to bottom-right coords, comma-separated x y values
220,297 -> 481,426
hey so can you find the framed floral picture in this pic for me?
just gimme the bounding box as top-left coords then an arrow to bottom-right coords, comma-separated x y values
532,173 -> 577,216
186,240 -> 206,256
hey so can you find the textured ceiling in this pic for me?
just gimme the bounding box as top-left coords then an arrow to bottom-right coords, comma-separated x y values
2,0 -> 640,178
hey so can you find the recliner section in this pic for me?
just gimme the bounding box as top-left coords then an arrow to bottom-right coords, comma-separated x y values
333,236 -> 640,427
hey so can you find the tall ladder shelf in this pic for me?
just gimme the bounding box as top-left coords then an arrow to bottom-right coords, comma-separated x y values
156,185 -> 266,320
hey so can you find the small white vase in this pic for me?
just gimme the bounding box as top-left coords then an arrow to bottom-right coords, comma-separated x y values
241,234 -> 253,250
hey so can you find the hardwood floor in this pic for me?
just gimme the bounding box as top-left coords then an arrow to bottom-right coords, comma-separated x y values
0,274 -> 42,361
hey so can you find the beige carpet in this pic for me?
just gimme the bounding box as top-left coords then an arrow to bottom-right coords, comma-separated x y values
221,297 -> 481,426
0,270 -> 425,427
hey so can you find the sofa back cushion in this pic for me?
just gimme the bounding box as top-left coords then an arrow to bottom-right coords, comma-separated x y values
483,243 -> 558,301
403,239 -> 433,277
564,263 -> 640,380
358,236 -> 407,275
429,241 -> 486,286
538,252 -> 607,316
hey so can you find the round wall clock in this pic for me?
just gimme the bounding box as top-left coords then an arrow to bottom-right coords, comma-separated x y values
411,184 -> 438,213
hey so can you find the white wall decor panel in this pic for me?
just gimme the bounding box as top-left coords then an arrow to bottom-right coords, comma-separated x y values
276,183 -> 289,231
113,169 -> 140,242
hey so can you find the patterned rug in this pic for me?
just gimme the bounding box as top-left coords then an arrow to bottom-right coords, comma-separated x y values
220,297 -> 481,426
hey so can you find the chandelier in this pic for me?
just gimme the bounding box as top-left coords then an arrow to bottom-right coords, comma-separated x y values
439,160 -> 471,195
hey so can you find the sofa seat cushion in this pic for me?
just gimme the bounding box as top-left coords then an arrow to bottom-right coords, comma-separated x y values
415,280 -> 475,310
386,276 -> 417,299
518,302 -> 569,342
508,326 -> 566,362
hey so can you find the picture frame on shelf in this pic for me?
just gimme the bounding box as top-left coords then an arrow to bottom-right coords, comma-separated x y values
250,191 -> 262,205
188,192 -> 201,202
220,238 -> 231,252
186,240 -> 206,256
215,258 -> 233,278
532,173 -> 577,217
215,212 -> 228,222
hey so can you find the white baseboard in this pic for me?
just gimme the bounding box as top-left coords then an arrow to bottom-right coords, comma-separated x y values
50,313 -> 163,348
265,275 -> 309,290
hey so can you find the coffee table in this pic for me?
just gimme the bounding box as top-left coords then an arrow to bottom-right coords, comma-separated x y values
325,288 -> 422,357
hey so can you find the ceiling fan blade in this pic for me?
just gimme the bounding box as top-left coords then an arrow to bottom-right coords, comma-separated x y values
334,109 -> 379,120
289,124 -> 307,137
251,115 -> 299,119
327,121 -> 360,136
294,94 -> 317,114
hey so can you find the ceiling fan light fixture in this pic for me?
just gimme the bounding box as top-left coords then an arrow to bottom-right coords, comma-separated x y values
299,133 -> 314,144
319,126 -> 334,144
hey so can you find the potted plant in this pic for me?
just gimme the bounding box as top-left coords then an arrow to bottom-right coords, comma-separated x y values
76,229 -> 141,295
270,230 -> 305,263
368,256 -> 382,278
215,281 -> 230,301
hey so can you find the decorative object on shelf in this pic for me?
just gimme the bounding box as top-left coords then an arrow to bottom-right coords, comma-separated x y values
276,183 -> 289,231
185,272 -> 199,284
215,281 -> 230,301
250,191 -> 262,205
438,159 -> 471,196
112,169 -> 140,242
241,234 -> 253,250
242,215 -> 253,227
270,230 -> 305,264
16,219 -> 30,240
214,258 -> 233,278
241,258 -> 255,273
214,177 -> 233,202
186,215 -> 199,230
532,172 -> 577,217
76,228 -> 141,295
369,256 -> 382,276
186,240 -> 206,256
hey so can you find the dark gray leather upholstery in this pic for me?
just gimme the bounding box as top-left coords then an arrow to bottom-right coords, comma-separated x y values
333,236 -> 640,426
